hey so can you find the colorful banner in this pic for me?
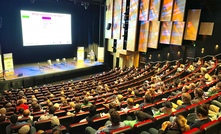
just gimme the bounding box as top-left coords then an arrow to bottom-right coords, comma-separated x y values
77,47 -> 84,61
3,53 -> 14,77
98,47 -> 104,62
0,55 -> 3,78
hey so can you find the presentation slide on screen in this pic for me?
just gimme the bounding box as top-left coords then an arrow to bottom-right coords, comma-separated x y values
20,10 -> 72,46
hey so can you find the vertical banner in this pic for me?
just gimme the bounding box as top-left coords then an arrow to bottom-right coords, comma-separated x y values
98,47 -> 104,62
0,55 -> 3,78
138,21 -> 149,52
184,9 -> 201,41
77,47 -> 84,62
3,53 -> 14,77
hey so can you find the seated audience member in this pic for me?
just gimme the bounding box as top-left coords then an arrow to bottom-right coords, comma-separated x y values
54,103 -> 60,111
205,81 -> 221,97
123,110 -> 154,127
52,126 -> 62,134
18,108 -> 24,118
191,88 -> 205,104
18,125 -> 31,134
196,78 -> 207,88
81,97 -> 92,107
75,104 -> 83,114
152,101 -> 176,117
16,100 -> 29,112
0,107 -> 7,118
190,104 -> 211,129
139,94 -> 152,108
6,114 -> 36,134
175,93 -> 192,110
32,103 -> 44,112
19,109 -> 33,121
208,96 -> 221,120
85,109 -> 125,134
141,115 -> 190,134
38,106 -> 60,127
0,115 -> 6,122
133,90 -> 141,99
80,105 -> 101,123
121,98 -> 137,113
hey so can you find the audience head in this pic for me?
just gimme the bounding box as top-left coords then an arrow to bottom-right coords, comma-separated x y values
117,94 -> 124,102
194,88 -> 204,98
69,102 -> 75,109
10,114 -> 18,124
162,101 -> 173,110
83,97 -> 89,105
23,109 -> 30,117
215,82 -> 221,91
52,127 -> 62,134
49,106 -> 56,115
18,108 -> 24,115
126,98 -> 134,107
134,90 -> 140,98
181,85 -> 190,93
109,103 -> 117,110
54,103 -> 60,110
195,104 -> 209,119
0,115 -> 6,122
109,109 -> 120,125
17,100 -> 24,106
0,108 -> 6,115
33,104 -> 41,112
172,115 -> 190,132
181,93 -> 191,104
144,94 -> 152,104
89,105 -> 97,116
75,104 -> 81,113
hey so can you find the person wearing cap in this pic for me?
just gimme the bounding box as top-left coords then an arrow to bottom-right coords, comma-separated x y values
152,101 -> 176,117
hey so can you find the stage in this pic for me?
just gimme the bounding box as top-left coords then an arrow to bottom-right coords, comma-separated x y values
0,59 -> 106,90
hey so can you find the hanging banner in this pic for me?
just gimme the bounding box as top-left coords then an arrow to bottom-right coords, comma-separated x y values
77,47 -> 84,61
98,47 -> 104,62
0,55 -> 3,78
3,53 -> 14,77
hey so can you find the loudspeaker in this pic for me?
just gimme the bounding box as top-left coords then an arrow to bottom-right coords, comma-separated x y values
106,23 -> 111,30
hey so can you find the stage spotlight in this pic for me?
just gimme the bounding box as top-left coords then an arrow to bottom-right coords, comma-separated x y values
84,2 -> 89,10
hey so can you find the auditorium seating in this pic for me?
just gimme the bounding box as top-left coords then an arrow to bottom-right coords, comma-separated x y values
0,56 -> 220,134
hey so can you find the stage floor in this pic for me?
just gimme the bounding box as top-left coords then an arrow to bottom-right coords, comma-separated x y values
5,59 -> 103,81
